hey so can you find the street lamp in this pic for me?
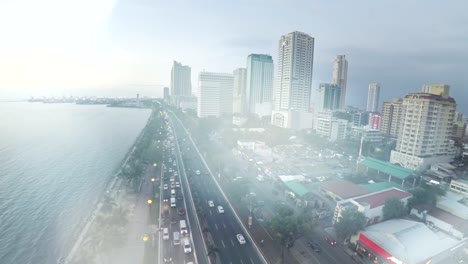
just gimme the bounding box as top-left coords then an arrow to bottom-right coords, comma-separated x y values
151,178 -> 155,182
147,199 -> 153,205
153,163 -> 158,167
142,234 -> 149,242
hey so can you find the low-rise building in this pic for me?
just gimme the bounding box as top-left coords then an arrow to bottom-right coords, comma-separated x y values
315,111 -> 348,142
351,219 -> 465,264
411,206 -> 467,239
333,188 -> 412,225
350,126 -> 384,143
320,180 -> 371,202
449,179 -> 468,197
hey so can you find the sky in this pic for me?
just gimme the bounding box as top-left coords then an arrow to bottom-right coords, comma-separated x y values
0,0 -> 467,113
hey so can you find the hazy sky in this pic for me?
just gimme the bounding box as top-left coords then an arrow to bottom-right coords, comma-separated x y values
0,0 -> 467,112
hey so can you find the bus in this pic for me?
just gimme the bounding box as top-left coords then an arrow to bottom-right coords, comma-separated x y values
180,219 -> 188,234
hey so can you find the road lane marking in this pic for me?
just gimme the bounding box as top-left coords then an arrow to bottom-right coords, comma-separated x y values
221,240 -> 226,248
209,210 -> 212,215
240,259 -> 244,264
215,224 -> 218,230
230,239 -> 235,246
223,223 -> 227,229
250,258 -> 254,264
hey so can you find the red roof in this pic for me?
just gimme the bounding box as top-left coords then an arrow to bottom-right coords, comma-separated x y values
320,180 -> 371,199
354,188 -> 411,209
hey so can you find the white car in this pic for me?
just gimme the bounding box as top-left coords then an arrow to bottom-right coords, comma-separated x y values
175,182 -> 180,188
195,170 -> 201,175
208,200 -> 214,207
217,206 -> 224,214
183,239 -> 192,253
236,234 -> 246,244
163,184 -> 168,190
162,228 -> 169,240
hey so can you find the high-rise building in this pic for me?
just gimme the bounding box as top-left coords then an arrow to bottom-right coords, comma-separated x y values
170,61 -> 192,106
197,72 -> 233,118
381,98 -> 403,138
454,112 -> 464,122
316,83 -> 341,112
163,87 -> 170,102
366,83 -> 381,112
315,111 -> 348,142
271,31 -> 314,128
453,122 -> 466,139
368,112 -> 382,130
232,68 -> 247,115
390,93 -> 456,170
246,54 -> 274,116
421,84 -> 450,97
332,55 -> 348,109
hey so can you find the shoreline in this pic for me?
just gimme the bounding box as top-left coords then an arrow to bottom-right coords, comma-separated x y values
64,108 -> 154,263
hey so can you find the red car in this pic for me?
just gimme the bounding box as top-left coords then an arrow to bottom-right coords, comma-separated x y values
324,236 -> 337,245
178,208 -> 185,216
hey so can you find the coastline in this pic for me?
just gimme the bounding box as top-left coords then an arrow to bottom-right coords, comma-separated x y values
64,108 -> 154,263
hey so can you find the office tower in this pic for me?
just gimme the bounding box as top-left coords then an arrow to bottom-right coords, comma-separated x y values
390,93 -> 456,170
316,83 -> 341,112
163,87 -> 170,101
232,68 -> 247,115
170,61 -> 192,106
246,54 -> 274,116
271,31 -> 314,128
381,98 -> 403,138
197,72 -> 233,118
332,55 -> 348,109
366,83 -> 381,112
421,84 -> 450,97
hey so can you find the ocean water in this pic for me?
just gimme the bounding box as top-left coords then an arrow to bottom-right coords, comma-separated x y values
0,102 -> 151,264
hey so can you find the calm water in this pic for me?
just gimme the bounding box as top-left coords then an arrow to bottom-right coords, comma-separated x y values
0,102 -> 151,264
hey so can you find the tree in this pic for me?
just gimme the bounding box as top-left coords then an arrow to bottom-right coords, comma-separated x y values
334,210 -> 367,240
383,198 -> 407,220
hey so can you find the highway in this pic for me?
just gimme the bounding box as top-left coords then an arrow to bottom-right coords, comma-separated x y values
169,111 -> 267,264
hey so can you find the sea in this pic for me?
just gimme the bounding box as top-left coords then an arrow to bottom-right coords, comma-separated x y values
0,102 -> 151,264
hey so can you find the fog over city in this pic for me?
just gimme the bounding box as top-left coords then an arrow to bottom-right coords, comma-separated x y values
1,0 -> 467,112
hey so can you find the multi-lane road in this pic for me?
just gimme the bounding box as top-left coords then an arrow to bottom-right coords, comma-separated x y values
168,111 -> 267,264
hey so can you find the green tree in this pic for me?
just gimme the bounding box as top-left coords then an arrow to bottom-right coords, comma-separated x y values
334,210 -> 367,240
383,198 -> 407,220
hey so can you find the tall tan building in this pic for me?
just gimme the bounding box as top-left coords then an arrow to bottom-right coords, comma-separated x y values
390,93 -> 456,170
332,55 -> 348,109
421,84 -> 450,97
381,98 -> 403,138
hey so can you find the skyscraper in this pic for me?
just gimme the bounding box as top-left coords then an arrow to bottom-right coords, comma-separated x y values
390,92 -> 456,170
421,84 -> 450,97
197,72 -> 233,118
170,61 -> 192,106
381,98 -> 403,138
271,31 -> 314,128
315,83 -> 341,112
332,55 -> 348,109
232,68 -> 247,115
246,54 -> 274,116
366,83 -> 381,112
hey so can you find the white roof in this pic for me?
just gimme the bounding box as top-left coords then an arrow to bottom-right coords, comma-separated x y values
436,191 -> 468,220
361,219 -> 463,264
278,175 -> 305,182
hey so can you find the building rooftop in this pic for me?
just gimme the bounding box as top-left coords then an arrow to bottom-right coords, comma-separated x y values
359,219 -> 463,264
353,188 -> 412,209
284,180 -> 309,197
359,157 -> 413,180
437,191 -> 468,220
320,180 -> 371,199
428,207 -> 467,231
360,181 -> 403,193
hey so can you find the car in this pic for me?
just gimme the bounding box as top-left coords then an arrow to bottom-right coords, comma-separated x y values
163,198 -> 169,203
178,208 -> 185,216
174,171 -> 178,176
324,236 -> 337,245
163,228 -> 169,240
163,184 -> 168,190
170,182 -> 175,188
183,239 -> 192,253
208,200 -> 214,207
173,162 -> 176,166
236,234 -> 246,244
195,170 -> 201,175
308,240 -> 321,252
169,168 -> 173,173
175,182 -> 180,188
170,177 -> 175,182
217,206 -> 224,214
177,195 -> 183,201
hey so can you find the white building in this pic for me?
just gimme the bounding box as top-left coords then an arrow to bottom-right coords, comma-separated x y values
170,61 -> 192,106
350,127 -> 384,143
272,31 -> 314,129
246,54 -> 274,117
421,84 -> 450,97
390,92 -> 456,170
315,111 -> 348,142
315,83 -> 341,112
333,188 -> 412,225
332,55 -> 348,110
366,83 -> 380,112
197,72 -> 233,118
232,68 -> 247,115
